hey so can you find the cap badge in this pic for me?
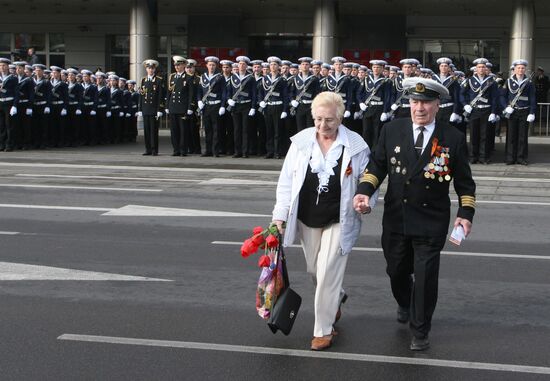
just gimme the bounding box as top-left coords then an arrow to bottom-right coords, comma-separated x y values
415,83 -> 425,93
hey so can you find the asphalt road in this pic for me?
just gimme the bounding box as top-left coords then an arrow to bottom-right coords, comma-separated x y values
0,137 -> 549,380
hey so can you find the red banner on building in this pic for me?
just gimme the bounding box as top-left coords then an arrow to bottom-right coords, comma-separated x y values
343,49 -> 370,66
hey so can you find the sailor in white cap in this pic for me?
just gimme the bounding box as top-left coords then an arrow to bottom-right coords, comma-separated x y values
433,57 -> 462,126
165,55 -> 194,156
65,67 -> 84,146
30,64 -> 51,148
354,76 -> 475,353
311,60 -> 322,77
49,65 -> 69,148
94,71 -> 112,145
197,55 -> 227,157
357,59 -> 392,148
0,58 -> 19,151
462,57 -> 499,164
79,69 -> 98,145
502,59 -> 536,165
289,56 -> 320,132
258,56 -> 288,158
13,61 -> 34,149
390,58 -> 419,119
138,58 -> 164,156
320,56 -> 353,124
126,79 -> 140,142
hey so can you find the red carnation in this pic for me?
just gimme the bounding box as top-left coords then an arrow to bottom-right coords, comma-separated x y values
252,233 -> 265,247
252,226 -> 264,235
241,238 -> 259,258
258,255 -> 271,267
265,234 -> 279,248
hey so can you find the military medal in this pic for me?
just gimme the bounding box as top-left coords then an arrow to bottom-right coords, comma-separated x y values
390,157 -> 397,165
438,176 -> 444,182
394,146 -> 400,153
445,174 -> 451,181
424,171 -> 430,178
396,166 -> 401,173
402,168 -> 407,175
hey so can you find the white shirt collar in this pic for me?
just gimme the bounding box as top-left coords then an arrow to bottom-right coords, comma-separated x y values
412,121 -> 436,152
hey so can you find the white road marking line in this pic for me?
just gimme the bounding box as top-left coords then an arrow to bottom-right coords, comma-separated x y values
199,178 -> 277,185
102,205 -> 271,217
0,203 -> 114,212
0,262 -> 171,281
0,184 -> 161,192
0,231 -> 19,235
211,241 -> 550,260
15,174 -> 200,183
57,334 -> 550,375
0,162 -> 278,175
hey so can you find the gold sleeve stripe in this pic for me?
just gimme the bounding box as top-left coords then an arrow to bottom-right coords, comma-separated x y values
460,195 -> 476,208
360,173 -> 379,188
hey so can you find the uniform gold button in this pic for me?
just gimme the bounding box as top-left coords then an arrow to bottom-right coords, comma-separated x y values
403,199 -> 407,203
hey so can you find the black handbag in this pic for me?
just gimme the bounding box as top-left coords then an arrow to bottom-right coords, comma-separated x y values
267,243 -> 302,335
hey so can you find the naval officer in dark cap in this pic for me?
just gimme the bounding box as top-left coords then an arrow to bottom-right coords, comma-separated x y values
137,59 -> 164,156
354,77 -> 476,351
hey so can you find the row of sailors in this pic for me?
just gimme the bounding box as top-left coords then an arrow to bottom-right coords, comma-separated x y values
148,54 -> 535,164
0,58 -> 140,151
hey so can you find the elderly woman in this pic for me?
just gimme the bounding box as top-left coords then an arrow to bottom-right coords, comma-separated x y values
272,91 -> 376,351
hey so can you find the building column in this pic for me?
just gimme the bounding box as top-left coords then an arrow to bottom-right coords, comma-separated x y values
509,0 -> 535,69
130,0 -> 158,81
312,0 -> 337,62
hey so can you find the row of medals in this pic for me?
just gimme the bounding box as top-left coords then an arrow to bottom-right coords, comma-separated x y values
425,154 -> 451,182
390,157 -> 407,175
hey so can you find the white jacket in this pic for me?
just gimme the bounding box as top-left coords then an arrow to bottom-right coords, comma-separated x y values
272,125 -> 377,255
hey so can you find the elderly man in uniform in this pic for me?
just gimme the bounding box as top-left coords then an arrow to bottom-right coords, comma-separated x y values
165,55 -> 194,156
354,77 -> 476,351
462,58 -> 499,164
137,59 -> 164,156
501,59 -> 536,165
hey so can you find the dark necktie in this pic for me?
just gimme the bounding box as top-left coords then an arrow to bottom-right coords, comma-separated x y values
415,126 -> 425,158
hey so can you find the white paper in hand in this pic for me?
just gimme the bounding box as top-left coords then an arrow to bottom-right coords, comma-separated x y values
449,225 -> 466,246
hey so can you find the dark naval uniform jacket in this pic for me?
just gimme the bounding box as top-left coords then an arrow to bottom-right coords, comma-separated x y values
166,72 -> 194,114
33,77 -> 52,108
289,73 -> 320,105
432,74 -> 462,114
321,73 -> 353,111
16,75 -> 35,110
67,82 -> 83,110
461,75 -> 499,115
50,80 -> 69,109
357,74 -> 392,115
501,74 -> 537,114
139,75 -> 164,116
258,74 -> 288,111
227,72 -> 257,106
357,118 -> 476,237
197,72 -> 226,107
82,83 -> 98,112
1,74 -> 20,107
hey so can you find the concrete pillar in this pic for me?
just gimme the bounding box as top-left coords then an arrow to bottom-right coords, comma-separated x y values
312,0 -> 337,62
129,0 -> 158,81
509,0 -> 535,70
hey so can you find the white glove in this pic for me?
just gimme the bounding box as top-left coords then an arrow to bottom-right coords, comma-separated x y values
198,100 -> 205,110
90,110 -> 96,116
26,108 -> 32,116
464,105 -> 473,114
390,103 -> 399,111
60,108 -> 67,116
290,100 -> 299,108
119,111 -> 124,117
505,106 -> 514,115
44,107 -> 50,114
359,102 -> 367,111
380,112 -> 389,122
136,111 -> 142,117
156,111 -> 163,118
488,113 -> 497,123
106,111 -> 112,117
75,109 -> 82,115
353,111 -> 361,120
126,113 -> 131,117
9,106 -> 17,116
280,112 -> 287,119
165,109 -> 169,115
187,109 -> 193,115
218,107 -> 226,116
227,99 -> 236,107
248,108 -> 256,117
259,101 -> 266,109
449,113 -> 460,123
527,113 -> 535,123
343,110 -> 351,118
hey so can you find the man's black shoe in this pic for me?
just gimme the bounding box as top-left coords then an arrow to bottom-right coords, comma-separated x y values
180,153 -> 187,157
505,161 -> 515,165
265,154 -> 274,159
172,152 -> 180,156
243,154 -> 249,158
469,158 -> 479,164
201,153 -> 213,157
142,152 -> 152,156
410,336 -> 430,351
397,306 -> 409,324
232,153 -> 242,158
518,160 -> 528,166
152,152 -> 158,156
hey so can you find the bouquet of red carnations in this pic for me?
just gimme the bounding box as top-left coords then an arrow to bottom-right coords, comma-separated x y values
241,223 -> 285,319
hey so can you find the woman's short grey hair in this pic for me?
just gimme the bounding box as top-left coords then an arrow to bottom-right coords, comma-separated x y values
311,91 -> 345,121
